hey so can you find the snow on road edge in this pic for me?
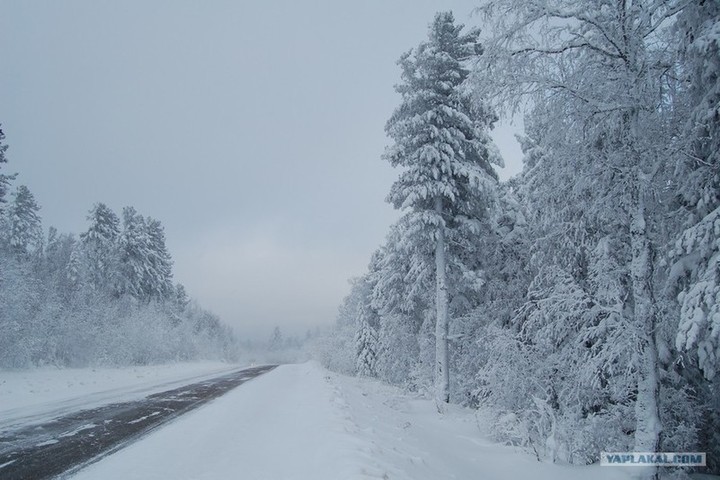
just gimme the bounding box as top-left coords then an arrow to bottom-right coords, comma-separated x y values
327,365 -> 635,480
0,362 -> 243,429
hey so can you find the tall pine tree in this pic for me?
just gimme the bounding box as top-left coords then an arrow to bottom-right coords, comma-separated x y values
384,11 -> 500,407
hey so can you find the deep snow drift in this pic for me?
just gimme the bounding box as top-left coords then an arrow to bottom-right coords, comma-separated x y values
67,362 -> 635,480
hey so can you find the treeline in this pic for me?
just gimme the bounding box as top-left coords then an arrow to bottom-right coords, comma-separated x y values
319,3 -> 719,475
0,128 -> 238,368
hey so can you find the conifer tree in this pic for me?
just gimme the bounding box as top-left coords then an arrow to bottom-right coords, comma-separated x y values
118,206 -> 149,299
144,217 -> 173,300
174,283 -> 190,312
268,326 -> 283,351
353,275 -> 379,377
671,0 -> 720,382
81,203 -> 121,293
383,11 -> 500,406
670,5 -> 720,469
8,185 -> 43,258
0,125 -> 16,214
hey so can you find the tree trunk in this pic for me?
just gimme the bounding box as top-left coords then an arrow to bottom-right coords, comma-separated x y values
631,178 -> 662,480
435,196 -> 450,409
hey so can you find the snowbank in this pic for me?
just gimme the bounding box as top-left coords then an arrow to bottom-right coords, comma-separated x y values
332,370 -> 634,480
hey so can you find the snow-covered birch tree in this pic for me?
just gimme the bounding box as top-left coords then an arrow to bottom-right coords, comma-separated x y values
477,0 -> 692,472
384,11 -> 501,407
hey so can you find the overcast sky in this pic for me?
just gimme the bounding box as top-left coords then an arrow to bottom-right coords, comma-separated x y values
0,0 -> 523,340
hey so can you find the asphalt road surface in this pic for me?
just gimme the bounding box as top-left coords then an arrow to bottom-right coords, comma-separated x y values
0,365 -> 276,480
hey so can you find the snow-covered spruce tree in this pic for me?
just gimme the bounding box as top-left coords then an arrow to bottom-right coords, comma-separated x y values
370,220 -> 431,388
143,217 -> 174,300
0,190 -> 238,366
0,129 -> 8,249
116,207 -> 173,302
505,108 -> 641,464
268,326 -> 283,351
174,283 -> 190,312
8,185 -> 43,258
0,124 -> 17,219
668,2 -> 720,471
0,252 -> 43,367
314,279 -> 364,375
43,228 -> 80,306
354,273 -> 379,377
117,206 -> 150,299
0,125 -> 16,217
384,11 -> 501,407
452,181 -> 531,407
80,203 -> 121,293
671,0 -> 720,383
66,243 -> 83,292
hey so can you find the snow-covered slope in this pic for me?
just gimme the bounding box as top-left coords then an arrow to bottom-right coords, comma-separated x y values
0,362 -> 240,430
332,369 -> 634,480
69,362 -> 635,480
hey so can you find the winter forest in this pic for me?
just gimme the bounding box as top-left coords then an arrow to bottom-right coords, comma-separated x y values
0,134 -> 239,367
2,0 -> 720,477
316,1 -> 720,474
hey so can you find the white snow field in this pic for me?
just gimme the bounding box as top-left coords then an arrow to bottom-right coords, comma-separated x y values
0,361 -> 239,430
69,362 -> 635,480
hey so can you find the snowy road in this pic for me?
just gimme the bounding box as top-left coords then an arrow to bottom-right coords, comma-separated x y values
0,362 -> 638,479
66,362 -> 634,480
0,365 -> 275,480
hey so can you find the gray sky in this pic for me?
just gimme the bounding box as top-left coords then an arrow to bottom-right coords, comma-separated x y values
0,0 -> 523,340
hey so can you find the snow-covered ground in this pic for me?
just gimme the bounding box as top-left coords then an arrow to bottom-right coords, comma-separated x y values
68,362 -> 638,480
0,361 -> 240,430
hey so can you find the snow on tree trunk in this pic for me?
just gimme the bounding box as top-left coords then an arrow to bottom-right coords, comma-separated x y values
434,196 -> 450,407
631,180 -> 661,479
